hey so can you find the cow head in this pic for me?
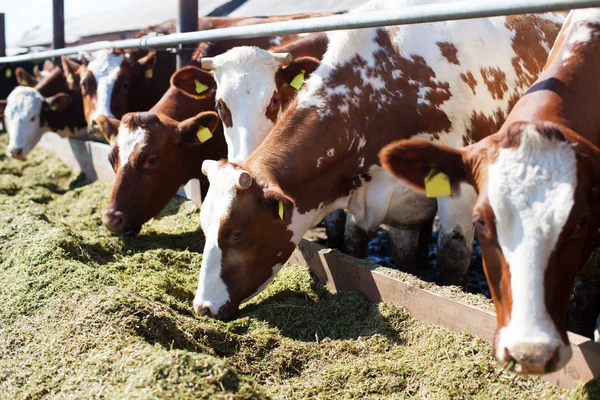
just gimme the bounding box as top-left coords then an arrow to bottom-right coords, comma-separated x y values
62,50 -> 156,135
194,161 -> 297,320
380,121 -> 600,374
4,86 -> 71,159
97,110 -> 219,235
199,47 -> 319,162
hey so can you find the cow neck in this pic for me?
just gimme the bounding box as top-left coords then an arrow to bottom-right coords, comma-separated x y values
150,86 -> 215,122
183,123 -> 227,182
505,19 -> 600,146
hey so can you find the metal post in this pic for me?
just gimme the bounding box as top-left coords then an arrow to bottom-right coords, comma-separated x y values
177,0 -> 198,68
0,14 -> 6,58
52,0 -> 65,50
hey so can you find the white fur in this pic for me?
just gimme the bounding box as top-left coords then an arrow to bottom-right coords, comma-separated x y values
489,125 -> 576,371
4,86 -> 47,156
117,126 -> 146,166
194,163 -> 239,314
561,9 -> 600,63
211,47 -> 283,163
85,50 -> 125,122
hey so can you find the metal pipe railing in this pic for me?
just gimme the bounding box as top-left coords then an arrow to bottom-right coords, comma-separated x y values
1,0 -> 599,64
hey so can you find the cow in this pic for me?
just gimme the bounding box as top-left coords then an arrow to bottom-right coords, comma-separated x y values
379,8 -> 600,375
3,66 -> 87,159
192,0 -> 565,323
61,50 -> 171,136
96,33 -> 326,235
96,66 -> 226,235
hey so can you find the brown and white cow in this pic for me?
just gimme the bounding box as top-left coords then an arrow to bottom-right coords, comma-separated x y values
61,50 -> 170,135
97,66 -> 226,235
98,33 -> 327,235
3,67 -> 87,159
192,0 -> 565,321
380,8 -> 600,374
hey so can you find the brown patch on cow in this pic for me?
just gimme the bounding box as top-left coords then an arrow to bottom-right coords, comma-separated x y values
480,67 -> 508,100
437,42 -> 460,65
217,99 -> 233,128
505,15 -> 563,90
460,72 -> 477,95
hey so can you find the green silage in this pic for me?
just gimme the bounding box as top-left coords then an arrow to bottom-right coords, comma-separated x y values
0,132 -> 595,399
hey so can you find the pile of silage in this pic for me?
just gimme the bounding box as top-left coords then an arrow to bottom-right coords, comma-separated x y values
0,132 -> 598,399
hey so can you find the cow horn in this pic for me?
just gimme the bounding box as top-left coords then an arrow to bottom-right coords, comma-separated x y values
201,58 -> 214,70
79,52 -> 89,64
271,53 -> 292,65
235,170 -> 252,190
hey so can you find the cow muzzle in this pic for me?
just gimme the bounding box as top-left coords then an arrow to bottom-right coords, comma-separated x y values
7,147 -> 25,160
102,209 -> 140,235
497,339 -> 570,374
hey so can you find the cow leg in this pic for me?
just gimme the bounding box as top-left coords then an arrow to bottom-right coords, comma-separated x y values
435,184 -> 477,287
389,225 -> 419,273
342,213 -> 372,258
323,209 -> 346,249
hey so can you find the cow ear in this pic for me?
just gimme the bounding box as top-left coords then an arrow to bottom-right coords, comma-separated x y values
44,93 -> 71,112
264,189 -> 295,222
379,140 -> 471,196
171,66 -> 215,99
0,100 -> 6,118
15,68 -> 38,87
61,56 -> 81,90
177,111 -> 220,147
136,52 -> 157,77
95,115 -> 121,145
277,56 -> 320,90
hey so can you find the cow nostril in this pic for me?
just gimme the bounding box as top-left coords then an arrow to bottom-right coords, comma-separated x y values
102,210 -> 125,233
10,148 -> 23,157
194,303 -> 216,318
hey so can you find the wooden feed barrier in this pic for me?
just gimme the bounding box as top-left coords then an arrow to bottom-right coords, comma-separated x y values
39,132 -> 600,390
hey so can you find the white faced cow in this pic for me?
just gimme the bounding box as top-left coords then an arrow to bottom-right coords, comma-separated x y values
381,8 -> 600,374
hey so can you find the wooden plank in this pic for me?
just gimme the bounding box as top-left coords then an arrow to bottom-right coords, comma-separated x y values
290,238 -> 600,390
39,132 -> 200,202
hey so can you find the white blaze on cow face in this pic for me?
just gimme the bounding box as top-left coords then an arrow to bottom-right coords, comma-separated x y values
117,125 -> 146,167
194,162 -> 238,315
86,50 -> 125,122
4,86 -> 47,158
489,125 -> 576,372
211,47 -> 283,163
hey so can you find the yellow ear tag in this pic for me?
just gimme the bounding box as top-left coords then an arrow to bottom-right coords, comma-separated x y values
195,79 -> 209,94
196,126 -> 212,143
289,70 -> 305,90
424,168 -> 451,198
278,200 -> 284,220
49,104 -> 58,112
5,68 -> 12,78
22,79 -> 28,86
144,68 -> 153,78
109,135 -> 116,146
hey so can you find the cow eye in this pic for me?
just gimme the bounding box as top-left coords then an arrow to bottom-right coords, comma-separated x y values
29,115 -> 36,122
230,229 -> 245,241
473,214 -> 486,230
271,96 -> 279,107
146,156 -> 159,167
